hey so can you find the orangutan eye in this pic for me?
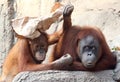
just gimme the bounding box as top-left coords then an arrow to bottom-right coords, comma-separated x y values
40,45 -> 45,48
35,44 -> 39,48
92,46 -> 96,50
84,46 -> 89,50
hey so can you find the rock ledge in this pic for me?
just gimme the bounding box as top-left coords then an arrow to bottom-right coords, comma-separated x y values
13,70 -> 116,82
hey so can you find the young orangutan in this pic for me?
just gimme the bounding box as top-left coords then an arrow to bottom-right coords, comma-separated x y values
0,2 -> 72,82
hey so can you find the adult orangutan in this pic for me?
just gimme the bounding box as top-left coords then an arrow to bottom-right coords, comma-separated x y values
53,4 -> 117,71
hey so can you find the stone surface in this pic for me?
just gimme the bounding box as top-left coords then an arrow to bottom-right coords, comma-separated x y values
108,36 -> 120,51
0,0 -> 14,73
15,0 -> 54,17
13,70 -> 116,82
65,0 -> 120,41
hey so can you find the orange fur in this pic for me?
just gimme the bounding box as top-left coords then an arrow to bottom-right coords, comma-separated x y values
51,2 -> 63,13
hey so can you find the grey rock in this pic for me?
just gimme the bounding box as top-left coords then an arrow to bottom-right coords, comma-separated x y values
13,70 -> 116,82
0,0 -> 14,74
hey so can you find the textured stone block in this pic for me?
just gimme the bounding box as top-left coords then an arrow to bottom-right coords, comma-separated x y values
13,70 -> 116,82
